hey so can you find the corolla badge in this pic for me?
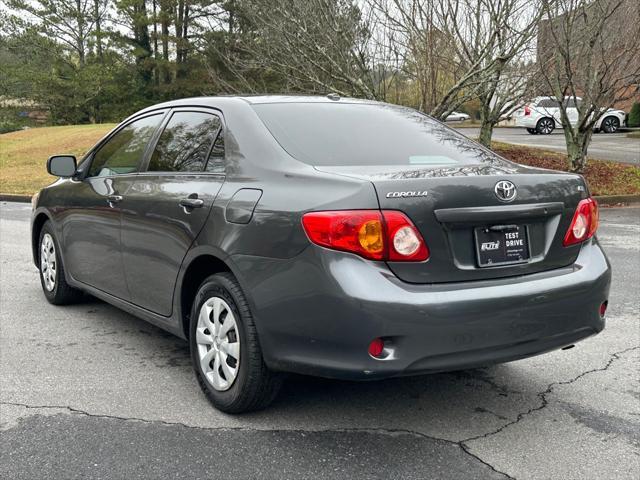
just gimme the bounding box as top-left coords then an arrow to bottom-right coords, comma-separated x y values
494,180 -> 517,202
386,190 -> 428,198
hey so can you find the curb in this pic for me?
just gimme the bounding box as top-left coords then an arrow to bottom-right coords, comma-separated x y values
0,194 -> 31,203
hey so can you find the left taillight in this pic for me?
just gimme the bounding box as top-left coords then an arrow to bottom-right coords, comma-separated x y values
563,198 -> 599,246
301,210 -> 429,262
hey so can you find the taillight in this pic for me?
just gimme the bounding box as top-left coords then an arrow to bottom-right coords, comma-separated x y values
383,211 -> 429,261
301,210 -> 429,262
563,198 -> 599,246
524,105 -> 531,116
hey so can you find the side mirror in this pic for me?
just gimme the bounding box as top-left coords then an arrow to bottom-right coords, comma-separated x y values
47,155 -> 77,177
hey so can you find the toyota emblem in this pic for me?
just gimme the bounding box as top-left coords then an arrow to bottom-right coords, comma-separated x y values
494,180 -> 517,202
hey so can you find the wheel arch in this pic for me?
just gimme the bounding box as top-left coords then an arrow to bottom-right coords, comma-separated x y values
178,253 -> 233,338
537,116 -> 555,126
31,211 -> 52,267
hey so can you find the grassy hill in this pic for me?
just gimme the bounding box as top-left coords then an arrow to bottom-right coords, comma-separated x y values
0,124 -> 115,195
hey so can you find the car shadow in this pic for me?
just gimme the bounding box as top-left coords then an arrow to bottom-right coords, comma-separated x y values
67,295 -> 532,436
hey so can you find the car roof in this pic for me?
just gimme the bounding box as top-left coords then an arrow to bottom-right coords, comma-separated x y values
129,95 -> 386,119
148,94 -> 381,108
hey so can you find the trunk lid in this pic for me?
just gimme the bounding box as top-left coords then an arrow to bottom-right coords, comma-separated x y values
315,163 -> 587,283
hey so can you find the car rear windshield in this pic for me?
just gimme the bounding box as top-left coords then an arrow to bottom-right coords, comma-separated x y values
252,102 -> 486,167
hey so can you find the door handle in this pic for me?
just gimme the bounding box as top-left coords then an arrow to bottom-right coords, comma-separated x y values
107,195 -> 123,206
179,197 -> 204,210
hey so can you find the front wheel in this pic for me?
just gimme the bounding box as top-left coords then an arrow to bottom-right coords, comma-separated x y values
600,116 -> 620,133
190,273 -> 283,413
536,118 -> 555,134
38,222 -> 83,305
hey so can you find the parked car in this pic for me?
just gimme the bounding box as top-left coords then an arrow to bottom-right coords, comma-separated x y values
514,96 -> 626,134
32,96 -> 611,413
445,111 -> 471,122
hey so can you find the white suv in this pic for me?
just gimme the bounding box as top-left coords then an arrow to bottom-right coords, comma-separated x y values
514,96 -> 626,134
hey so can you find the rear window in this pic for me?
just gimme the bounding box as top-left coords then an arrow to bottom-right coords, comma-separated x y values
252,103 -> 488,167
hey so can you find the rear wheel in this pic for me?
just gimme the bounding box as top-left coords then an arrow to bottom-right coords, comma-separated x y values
190,273 -> 282,413
526,128 -> 538,135
601,116 -> 620,133
38,222 -> 83,305
536,118 -> 555,134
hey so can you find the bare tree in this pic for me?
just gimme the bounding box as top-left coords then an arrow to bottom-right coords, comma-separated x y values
538,0 -> 640,172
230,0 -> 382,98
460,0 -> 542,147
370,0 -> 540,128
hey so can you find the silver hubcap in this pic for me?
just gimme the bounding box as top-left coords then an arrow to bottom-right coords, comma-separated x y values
604,118 -> 617,132
539,119 -> 553,134
40,233 -> 57,292
196,297 -> 240,391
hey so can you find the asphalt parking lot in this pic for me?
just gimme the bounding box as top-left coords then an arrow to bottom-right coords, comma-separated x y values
458,127 -> 640,165
1,201 -> 639,479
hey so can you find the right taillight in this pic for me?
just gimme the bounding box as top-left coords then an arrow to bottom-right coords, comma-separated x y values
524,105 -> 531,116
301,210 -> 429,262
563,198 -> 599,246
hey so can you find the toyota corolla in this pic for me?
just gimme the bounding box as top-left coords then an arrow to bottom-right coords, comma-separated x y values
31,96 -> 611,413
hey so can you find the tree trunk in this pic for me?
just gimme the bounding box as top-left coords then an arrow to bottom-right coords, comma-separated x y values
76,0 -> 86,66
564,129 -> 591,173
160,0 -> 171,84
94,0 -> 102,60
152,0 -> 159,85
478,94 -> 496,148
478,118 -> 494,148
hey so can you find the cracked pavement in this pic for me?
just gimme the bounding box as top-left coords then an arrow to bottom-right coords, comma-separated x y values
1,202 -> 638,479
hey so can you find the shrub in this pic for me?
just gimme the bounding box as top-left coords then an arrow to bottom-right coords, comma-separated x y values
628,102 -> 640,128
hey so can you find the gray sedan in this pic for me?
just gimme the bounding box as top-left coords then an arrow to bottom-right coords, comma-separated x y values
31,95 -> 611,413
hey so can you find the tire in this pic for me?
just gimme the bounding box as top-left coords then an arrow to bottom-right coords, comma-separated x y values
536,118 -> 555,134
600,116 -> 620,134
189,272 -> 283,413
38,221 -> 83,305
526,128 -> 538,135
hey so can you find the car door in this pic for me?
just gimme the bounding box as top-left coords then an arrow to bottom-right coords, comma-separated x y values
564,98 -> 579,126
120,108 -> 226,316
62,112 -> 166,299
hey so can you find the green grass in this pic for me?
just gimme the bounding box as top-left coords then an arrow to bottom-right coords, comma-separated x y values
0,124 -> 115,195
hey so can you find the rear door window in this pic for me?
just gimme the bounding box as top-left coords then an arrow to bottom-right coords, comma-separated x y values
88,114 -> 162,177
148,111 -> 221,172
205,130 -> 225,174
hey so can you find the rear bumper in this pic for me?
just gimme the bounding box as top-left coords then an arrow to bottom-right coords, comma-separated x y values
233,238 -> 610,380
515,116 -> 536,128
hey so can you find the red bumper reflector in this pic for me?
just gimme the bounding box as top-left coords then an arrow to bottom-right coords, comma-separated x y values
599,301 -> 608,317
368,338 -> 385,358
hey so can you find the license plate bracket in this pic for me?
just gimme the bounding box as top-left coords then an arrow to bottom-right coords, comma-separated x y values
474,225 -> 530,267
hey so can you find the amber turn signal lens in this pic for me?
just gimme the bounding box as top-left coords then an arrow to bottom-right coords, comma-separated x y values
358,220 -> 384,255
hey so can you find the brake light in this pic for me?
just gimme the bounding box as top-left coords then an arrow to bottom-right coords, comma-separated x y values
301,210 -> 429,262
524,105 -> 531,116
563,198 -> 599,246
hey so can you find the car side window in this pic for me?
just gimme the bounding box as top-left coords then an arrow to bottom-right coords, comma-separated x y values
88,114 -> 162,177
538,99 -> 559,109
205,129 -> 225,174
148,111 -> 221,172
